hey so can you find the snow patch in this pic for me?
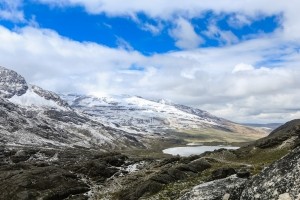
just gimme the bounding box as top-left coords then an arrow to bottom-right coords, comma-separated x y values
60,94 -> 221,135
9,88 -> 65,110
124,161 -> 145,173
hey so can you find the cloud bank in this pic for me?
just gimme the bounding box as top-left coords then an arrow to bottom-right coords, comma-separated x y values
0,0 -> 300,123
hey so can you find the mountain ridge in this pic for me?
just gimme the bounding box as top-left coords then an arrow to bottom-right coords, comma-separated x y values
60,93 -> 267,144
0,65 -> 266,149
1,65 -> 300,199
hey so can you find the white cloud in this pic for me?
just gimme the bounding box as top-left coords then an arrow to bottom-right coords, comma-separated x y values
0,25 -> 145,93
115,37 -> 134,51
232,63 -> 254,73
140,22 -> 163,35
0,0 -> 24,22
130,16 -> 164,35
2,0 -> 300,125
203,23 -> 239,45
34,0 -> 282,17
169,18 -> 204,49
227,14 -> 252,28
34,0 -> 300,40
1,24 -> 300,123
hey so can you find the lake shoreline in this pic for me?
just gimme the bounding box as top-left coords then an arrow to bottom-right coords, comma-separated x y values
163,145 -> 239,157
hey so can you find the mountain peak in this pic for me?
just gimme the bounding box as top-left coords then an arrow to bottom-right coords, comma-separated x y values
0,66 -> 28,98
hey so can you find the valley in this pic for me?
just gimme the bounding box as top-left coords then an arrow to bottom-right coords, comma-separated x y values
0,66 -> 299,200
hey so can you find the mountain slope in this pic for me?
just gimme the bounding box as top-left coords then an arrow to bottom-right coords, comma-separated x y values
0,66 -> 28,98
1,65 -> 299,200
61,94 -> 267,143
175,119 -> 300,200
0,66 -> 144,149
0,65 -> 265,149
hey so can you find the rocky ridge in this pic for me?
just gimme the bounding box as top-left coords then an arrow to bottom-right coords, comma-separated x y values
0,66 -> 28,98
0,66 -> 265,149
171,119 -> 300,200
0,66 -> 145,149
61,93 -> 266,144
1,65 -> 299,200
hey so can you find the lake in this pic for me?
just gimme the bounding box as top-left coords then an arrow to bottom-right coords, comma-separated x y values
163,145 -> 239,157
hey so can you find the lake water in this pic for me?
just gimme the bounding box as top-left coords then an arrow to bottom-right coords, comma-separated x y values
163,146 -> 239,157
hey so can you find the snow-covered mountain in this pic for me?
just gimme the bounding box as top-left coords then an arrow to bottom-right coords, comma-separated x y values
61,94 -> 218,134
61,94 -> 266,143
0,66 -> 28,98
0,66 -> 265,149
0,66 -> 145,149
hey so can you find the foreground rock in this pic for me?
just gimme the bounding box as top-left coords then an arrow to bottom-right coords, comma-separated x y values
178,146 -> 300,200
0,66 -> 28,98
179,175 -> 247,200
0,165 -> 89,200
0,146 -> 136,200
240,146 -> 300,199
117,156 -> 212,200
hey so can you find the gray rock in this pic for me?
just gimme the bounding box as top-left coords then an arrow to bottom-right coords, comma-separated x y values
0,66 -> 28,98
30,85 -> 69,108
237,168 -> 251,178
179,175 -> 247,200
240,147 -> 300,199
211,167 -> 236,180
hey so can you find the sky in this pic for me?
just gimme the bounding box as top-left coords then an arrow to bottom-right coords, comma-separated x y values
0,0 -> 300,123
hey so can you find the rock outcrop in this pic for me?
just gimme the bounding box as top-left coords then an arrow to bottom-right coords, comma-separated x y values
240,146 -> 300,199
0,147 -> 133,200
179,175 -> 247,200
176,120 -> 300,200
0,66 -> 28,98
0,66 -> 145,149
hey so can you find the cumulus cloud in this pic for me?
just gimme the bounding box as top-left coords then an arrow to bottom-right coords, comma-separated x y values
232,63 -> 254,73
169,18 -> 204,49
140,22 -> 163,35
1,24 -> 300,123
34,0 -> 281,17
0,0 -> 24,22
227,14 -> 253,28
203,23 -> 239,45
1,1 -> 300,123
0,25 -> 145,93
115,37 -> 134,51
34,0 -> 300,40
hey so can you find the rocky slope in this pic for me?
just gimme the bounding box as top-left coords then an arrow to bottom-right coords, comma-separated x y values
1,119 -> 298,200
0,146 -> 139,200
2,65 -> 298,200
0,65 -> 265,149
176,146 -> 300,200
62,119 -> 296,200
240,146 -> 300,199
0,66 -> 28,98
0,66 -> 145,149
0,97 -> 145,149
61,94 -> 266,144
172,119 -> 300,200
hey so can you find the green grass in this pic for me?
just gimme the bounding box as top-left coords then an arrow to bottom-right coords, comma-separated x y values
147,147 -> 290,199
173,128 -> 263,144
228,148 -> 290,174
148,162 -> 242,200
121,137 -> 185,159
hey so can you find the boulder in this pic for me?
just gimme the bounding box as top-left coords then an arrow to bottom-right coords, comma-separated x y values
211,167 -> 236,180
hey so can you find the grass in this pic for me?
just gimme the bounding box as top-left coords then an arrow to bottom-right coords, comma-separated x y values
228,147 -> 290,174
173,128 -> 264,144
148,162 -> 239,200
99,127 -> 290,200
147,146 -> 290,199
121,137 -> 185,159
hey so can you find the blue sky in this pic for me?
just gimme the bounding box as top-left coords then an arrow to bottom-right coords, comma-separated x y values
1,2 -> 279,53
1,0 -> 300,123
